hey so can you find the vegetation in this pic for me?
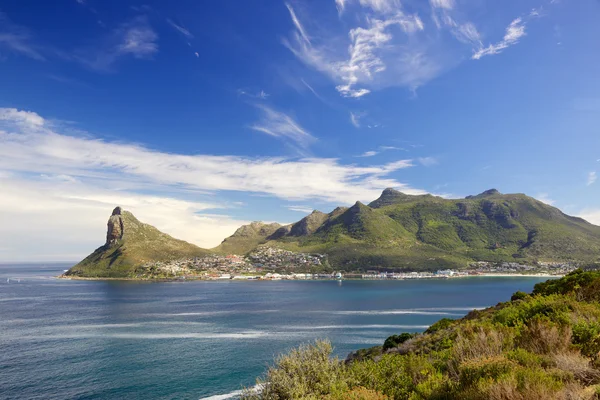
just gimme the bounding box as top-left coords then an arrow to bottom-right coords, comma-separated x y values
218,189 -> 600,272
243,270 -> 600,399
69,187 -> 600,277
66,210 -> 206,278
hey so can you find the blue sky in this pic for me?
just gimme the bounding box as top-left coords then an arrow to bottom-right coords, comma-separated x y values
0,0 -> 599,261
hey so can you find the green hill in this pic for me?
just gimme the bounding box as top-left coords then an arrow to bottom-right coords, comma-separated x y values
242,269 -> 600,400
65,207 -> 207,278
219,189 -> 600,270
67,188 -> 600,277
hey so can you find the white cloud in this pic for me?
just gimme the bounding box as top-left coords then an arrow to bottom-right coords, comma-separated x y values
0,107 -> 423,204
535,193 -> 555,206
238,89 -> 270,100
0,12 -> 45,61
350,112 -> 362,128
418,156 -> 438,167
287,205 -> 314,213
75,16 -> 158,71
430,0 -> 454,10
587,171 -> 597,186
358,151 -> 378,157
0,107 -> 428,260
284,3 -> 432,97
472,18 -> 526,60
167,19 -> 193,39
250,104 -> 316,149
0,108 -> 45,127
285,3 -> 311,44
0,175 -> 249,261
578,209 -> 600,227
194,52 -> 199,58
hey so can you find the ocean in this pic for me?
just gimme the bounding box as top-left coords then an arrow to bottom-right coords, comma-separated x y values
0,263 -> 552,400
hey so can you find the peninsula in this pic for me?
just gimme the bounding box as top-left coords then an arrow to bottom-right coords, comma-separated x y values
63,189 -> 600,279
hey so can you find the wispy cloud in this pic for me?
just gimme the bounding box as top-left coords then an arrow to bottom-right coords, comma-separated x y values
358,151 -> 379,157
579,209 -> 600,227
472,18 -> 526,60
536,193 -> 555,206
356,145 -> 406,157
418,157 -> 438,167
75,16 -> 158,71
587,171 -> 597,186
0,107 -> 425,207
0,12 -> 45,60
350,112 -> 362,128
238,89 -> 270,100
284,1 -> 548,96
287,205 -> 314,213
167,19 -> 193,39
250,104 -> 316,149
283,2 -> 430,97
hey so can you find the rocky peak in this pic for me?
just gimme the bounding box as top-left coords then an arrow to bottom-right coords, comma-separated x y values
466,189 -> 501,199
289,210 -> 327,236
106,206 -> 124,246
382,188 -> 401,196
369,188 -> 413,208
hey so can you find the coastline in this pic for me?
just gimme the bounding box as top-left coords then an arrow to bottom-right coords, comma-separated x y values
57,272 -> 564,282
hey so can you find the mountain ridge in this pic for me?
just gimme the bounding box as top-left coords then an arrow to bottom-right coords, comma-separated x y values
66,189 -> 600,277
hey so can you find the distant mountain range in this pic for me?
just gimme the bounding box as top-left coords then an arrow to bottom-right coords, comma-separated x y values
65,189 -> 600,277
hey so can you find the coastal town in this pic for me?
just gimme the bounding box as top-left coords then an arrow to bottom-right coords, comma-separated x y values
134,246 -> 578,281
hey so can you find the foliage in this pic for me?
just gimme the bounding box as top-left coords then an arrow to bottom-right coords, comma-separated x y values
383,333 -> 416,351
245,271 -> 600,399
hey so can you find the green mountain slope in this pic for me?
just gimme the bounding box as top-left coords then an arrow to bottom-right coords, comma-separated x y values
242,270 -> 600,400
214,221 -> 283,254
65,207 -> 207,278
220,188 -> 600,270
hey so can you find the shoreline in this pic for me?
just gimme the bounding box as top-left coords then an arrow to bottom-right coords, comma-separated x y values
57,272 -> 564,282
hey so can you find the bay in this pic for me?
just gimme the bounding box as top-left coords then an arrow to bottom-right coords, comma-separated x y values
0,263 -> 552,400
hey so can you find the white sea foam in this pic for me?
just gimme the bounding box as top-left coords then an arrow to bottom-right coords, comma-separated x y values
328,310 -> 459,316
20,331 -> 269,340
199,384 -> 262,400
284,324 -> 430,330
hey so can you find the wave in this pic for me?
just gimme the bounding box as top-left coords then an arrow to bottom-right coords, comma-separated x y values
283,324 -> 430,330
327,310 -> 459,316
199,384 -> 262,400
19,331 -> 269,340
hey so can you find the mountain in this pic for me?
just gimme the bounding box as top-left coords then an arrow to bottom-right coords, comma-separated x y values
65,207 -> 207,278
68,188 -> 600,277
215,221 -> 283,254
221,188 -> 600,270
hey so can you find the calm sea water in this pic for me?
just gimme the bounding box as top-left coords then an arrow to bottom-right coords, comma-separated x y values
0,263 -> 552,400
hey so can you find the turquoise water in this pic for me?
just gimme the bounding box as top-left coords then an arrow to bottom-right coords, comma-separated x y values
0,264 -> 552,399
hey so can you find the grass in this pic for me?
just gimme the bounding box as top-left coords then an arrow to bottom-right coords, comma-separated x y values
242,270 -> 600,400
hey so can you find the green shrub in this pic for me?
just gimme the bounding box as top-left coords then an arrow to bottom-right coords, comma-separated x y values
242,340 -> 350,400
425,318 -> 455,334
572,322 -> 600,359
511,291 -> 529,301
383,333 -> 416,351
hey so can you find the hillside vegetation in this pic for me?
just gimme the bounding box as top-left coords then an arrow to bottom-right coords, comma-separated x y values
66,207 -> 206,278
242,270 -> 600,400
68,188 -> 600,277
217,189 -> 600,271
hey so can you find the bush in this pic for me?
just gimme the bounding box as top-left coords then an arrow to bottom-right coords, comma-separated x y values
516,318 -> 572,355
242,340 -> 350,400
511,291 -> 529,301
572,322 -> 600,360
323,387 -> 389,400
349,353 -> 442,400
383,333 -> 416,351
425,318 -> 455,334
